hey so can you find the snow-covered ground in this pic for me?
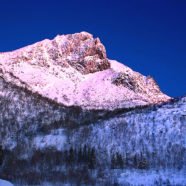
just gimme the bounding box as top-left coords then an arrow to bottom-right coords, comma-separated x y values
118,169 -> 186,186
0,179 -> 14,186
33,129 -> 67,150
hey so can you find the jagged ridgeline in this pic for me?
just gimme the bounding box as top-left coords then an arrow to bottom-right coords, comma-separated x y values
0,32 -> 185,185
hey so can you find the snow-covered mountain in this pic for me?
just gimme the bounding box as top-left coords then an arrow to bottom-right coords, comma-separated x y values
0,32 -> 169,110
0,32 -> 185,185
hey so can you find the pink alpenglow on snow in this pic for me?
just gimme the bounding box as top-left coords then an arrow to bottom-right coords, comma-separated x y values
0,32 -> 170,110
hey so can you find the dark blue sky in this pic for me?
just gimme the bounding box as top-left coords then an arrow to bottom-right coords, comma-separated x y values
0,0 -> 186,97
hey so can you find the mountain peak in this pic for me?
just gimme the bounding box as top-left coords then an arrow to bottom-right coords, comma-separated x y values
53,31 -> 110,74
1,31 -> 110,74
0,32 -> 170,110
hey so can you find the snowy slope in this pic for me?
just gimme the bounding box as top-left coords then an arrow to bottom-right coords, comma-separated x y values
0,96 -> 184,185
70,97 -> 186,169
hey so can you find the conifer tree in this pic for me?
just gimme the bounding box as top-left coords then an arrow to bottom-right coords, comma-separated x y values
78,148 -> 83,163
88,147 -> 96,169
69,147 -> 74,164
111,154 -> 116,169
83,145 -> 87,162
0,145 -> 3,166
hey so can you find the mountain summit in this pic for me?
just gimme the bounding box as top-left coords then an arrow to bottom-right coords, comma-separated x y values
0,32 -> 170,110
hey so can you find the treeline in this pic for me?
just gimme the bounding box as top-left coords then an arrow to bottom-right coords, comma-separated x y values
1,146 -> 150,185
64,145 -> 96,169
111,152 -> 149,169
31,145 -> 96,169
2,145 -> 149,173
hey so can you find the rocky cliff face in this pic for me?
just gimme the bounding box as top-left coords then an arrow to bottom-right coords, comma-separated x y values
0,32 -> 185,185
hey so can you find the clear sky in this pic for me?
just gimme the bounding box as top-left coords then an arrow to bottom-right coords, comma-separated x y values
0,0 -> 185,97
